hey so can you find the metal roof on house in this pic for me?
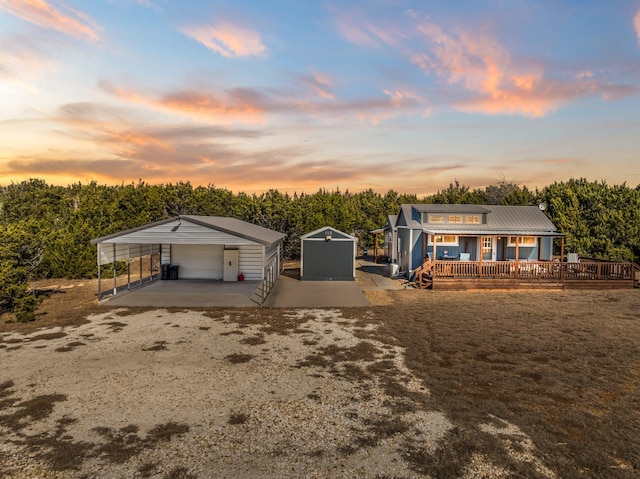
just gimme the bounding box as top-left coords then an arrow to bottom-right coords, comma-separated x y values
91,215 -> 285,246
397,204 -> 561,235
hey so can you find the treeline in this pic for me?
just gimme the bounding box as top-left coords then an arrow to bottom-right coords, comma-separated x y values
1,177 -> 639,321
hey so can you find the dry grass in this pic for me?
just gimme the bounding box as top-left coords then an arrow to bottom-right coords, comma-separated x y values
1,276 -> 639,477
357,289 -> 640,478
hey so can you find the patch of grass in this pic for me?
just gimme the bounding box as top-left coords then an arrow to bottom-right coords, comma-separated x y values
104,321 -> 128,332
92,424 -> 142,463
240,334 -> 266,346
228,412 -> 249,425
146,421 -> 190,442
54,341 -> 86,353
28,332 -> 67,342
0,393 -> 67,431
143,341 -> 167,351
224,353 -> 253,364
137,462 -> 158,477
164,466 -> 197,479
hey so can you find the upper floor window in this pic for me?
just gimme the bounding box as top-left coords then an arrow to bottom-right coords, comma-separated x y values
448,215 -> 463,223
428,214 -> 445,223
465,215 -> 481,224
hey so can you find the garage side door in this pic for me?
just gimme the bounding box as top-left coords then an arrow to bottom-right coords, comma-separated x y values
171,244 -> 223,279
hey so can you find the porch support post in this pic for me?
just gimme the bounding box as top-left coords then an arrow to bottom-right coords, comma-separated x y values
423,232 -> 427,263
127,244 -> 131,290
515,237 -> 520,278
432,235 -> 437,277
560,236 -> 565,282
112,243 -> 117,296
479,236 -> 483,278
97,244 -> 101,300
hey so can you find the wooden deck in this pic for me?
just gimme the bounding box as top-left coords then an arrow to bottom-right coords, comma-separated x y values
414,259 -> 639,290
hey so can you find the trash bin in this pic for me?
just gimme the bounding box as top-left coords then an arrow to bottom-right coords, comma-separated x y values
169,265 -> 179,280
161,264 -> 170,280
390,263 -> 399,277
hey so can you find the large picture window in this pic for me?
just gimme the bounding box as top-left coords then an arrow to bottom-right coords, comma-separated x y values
428,234 -> 458,245
508,236 -> 537,246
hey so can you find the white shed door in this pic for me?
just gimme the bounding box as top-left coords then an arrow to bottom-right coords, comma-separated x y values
172,244 -> 223,279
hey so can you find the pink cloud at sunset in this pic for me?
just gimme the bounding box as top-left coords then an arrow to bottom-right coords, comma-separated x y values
0,0 -> 101,41
99,81 -> 266,124
180,22 -> 267,58
411,20 -> 583,117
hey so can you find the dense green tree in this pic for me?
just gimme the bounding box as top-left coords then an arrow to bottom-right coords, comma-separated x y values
0,177 -> 638,318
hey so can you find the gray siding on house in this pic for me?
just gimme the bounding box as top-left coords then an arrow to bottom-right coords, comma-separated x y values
301,240 -> 355,281
397,228 -> 411,273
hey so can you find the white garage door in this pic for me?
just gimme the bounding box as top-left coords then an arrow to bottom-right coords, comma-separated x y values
171,244 -> 224,279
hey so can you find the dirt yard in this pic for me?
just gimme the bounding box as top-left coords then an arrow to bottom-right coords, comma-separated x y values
1,279 -> 639,478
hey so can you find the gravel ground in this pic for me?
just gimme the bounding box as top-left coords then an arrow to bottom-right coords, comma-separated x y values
0,307 -> 542,478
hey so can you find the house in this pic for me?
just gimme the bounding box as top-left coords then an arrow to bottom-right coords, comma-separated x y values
371,214 -> 398,264
91,215 -> 285,300
300,227 -> 357,281
382,204 -> 637,289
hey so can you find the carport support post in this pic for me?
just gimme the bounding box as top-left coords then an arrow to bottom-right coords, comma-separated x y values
97,244 -> 101,300
139,252 -> 143,286
149,244 -> 152,280
113,243 -> 117,296
127,244 -> 131,290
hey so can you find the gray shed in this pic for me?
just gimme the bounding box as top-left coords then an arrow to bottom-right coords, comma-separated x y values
300,227 -> 357,281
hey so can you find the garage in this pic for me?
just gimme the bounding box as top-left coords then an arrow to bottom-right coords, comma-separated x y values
91,215 -> 285,303
171,244 -> 224,279
301,227 -> 357,281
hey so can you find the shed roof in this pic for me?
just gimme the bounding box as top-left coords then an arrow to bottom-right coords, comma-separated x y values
91,215 -> 285,246
302,226 -> 357,241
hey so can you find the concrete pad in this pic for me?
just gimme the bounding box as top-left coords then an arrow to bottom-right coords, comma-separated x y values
103,280 -> 260,308
356,260 -> 404,290
263,275 -> 370,308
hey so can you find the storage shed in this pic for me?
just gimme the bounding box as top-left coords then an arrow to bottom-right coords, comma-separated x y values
91,215 -> 285,300
300,227 -> 357,281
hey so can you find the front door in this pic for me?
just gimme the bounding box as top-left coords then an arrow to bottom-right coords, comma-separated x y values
481,237 -> 496,261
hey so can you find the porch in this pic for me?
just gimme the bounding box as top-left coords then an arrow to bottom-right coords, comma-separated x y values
414,259 -> 639,290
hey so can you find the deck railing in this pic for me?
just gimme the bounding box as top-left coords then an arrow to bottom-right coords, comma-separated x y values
425,260 -> 635,281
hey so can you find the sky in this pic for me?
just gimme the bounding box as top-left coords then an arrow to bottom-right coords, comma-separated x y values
1,0 -> 640,196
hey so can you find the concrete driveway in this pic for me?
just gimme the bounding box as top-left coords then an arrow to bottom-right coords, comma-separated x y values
102,259 -> 403,308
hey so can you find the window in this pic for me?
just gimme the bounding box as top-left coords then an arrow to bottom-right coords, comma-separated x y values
465,215 -> 481,224
508,236 -> 537,246
428,214 -> 445,223
429,234 -> 458,245
448,215 -> 463,223
482,237 -> 492,252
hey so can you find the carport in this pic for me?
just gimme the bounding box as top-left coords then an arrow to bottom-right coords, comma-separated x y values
91,215 -> 285,304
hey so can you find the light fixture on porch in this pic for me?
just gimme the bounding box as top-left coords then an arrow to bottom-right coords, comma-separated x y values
325,229 -> 332,241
